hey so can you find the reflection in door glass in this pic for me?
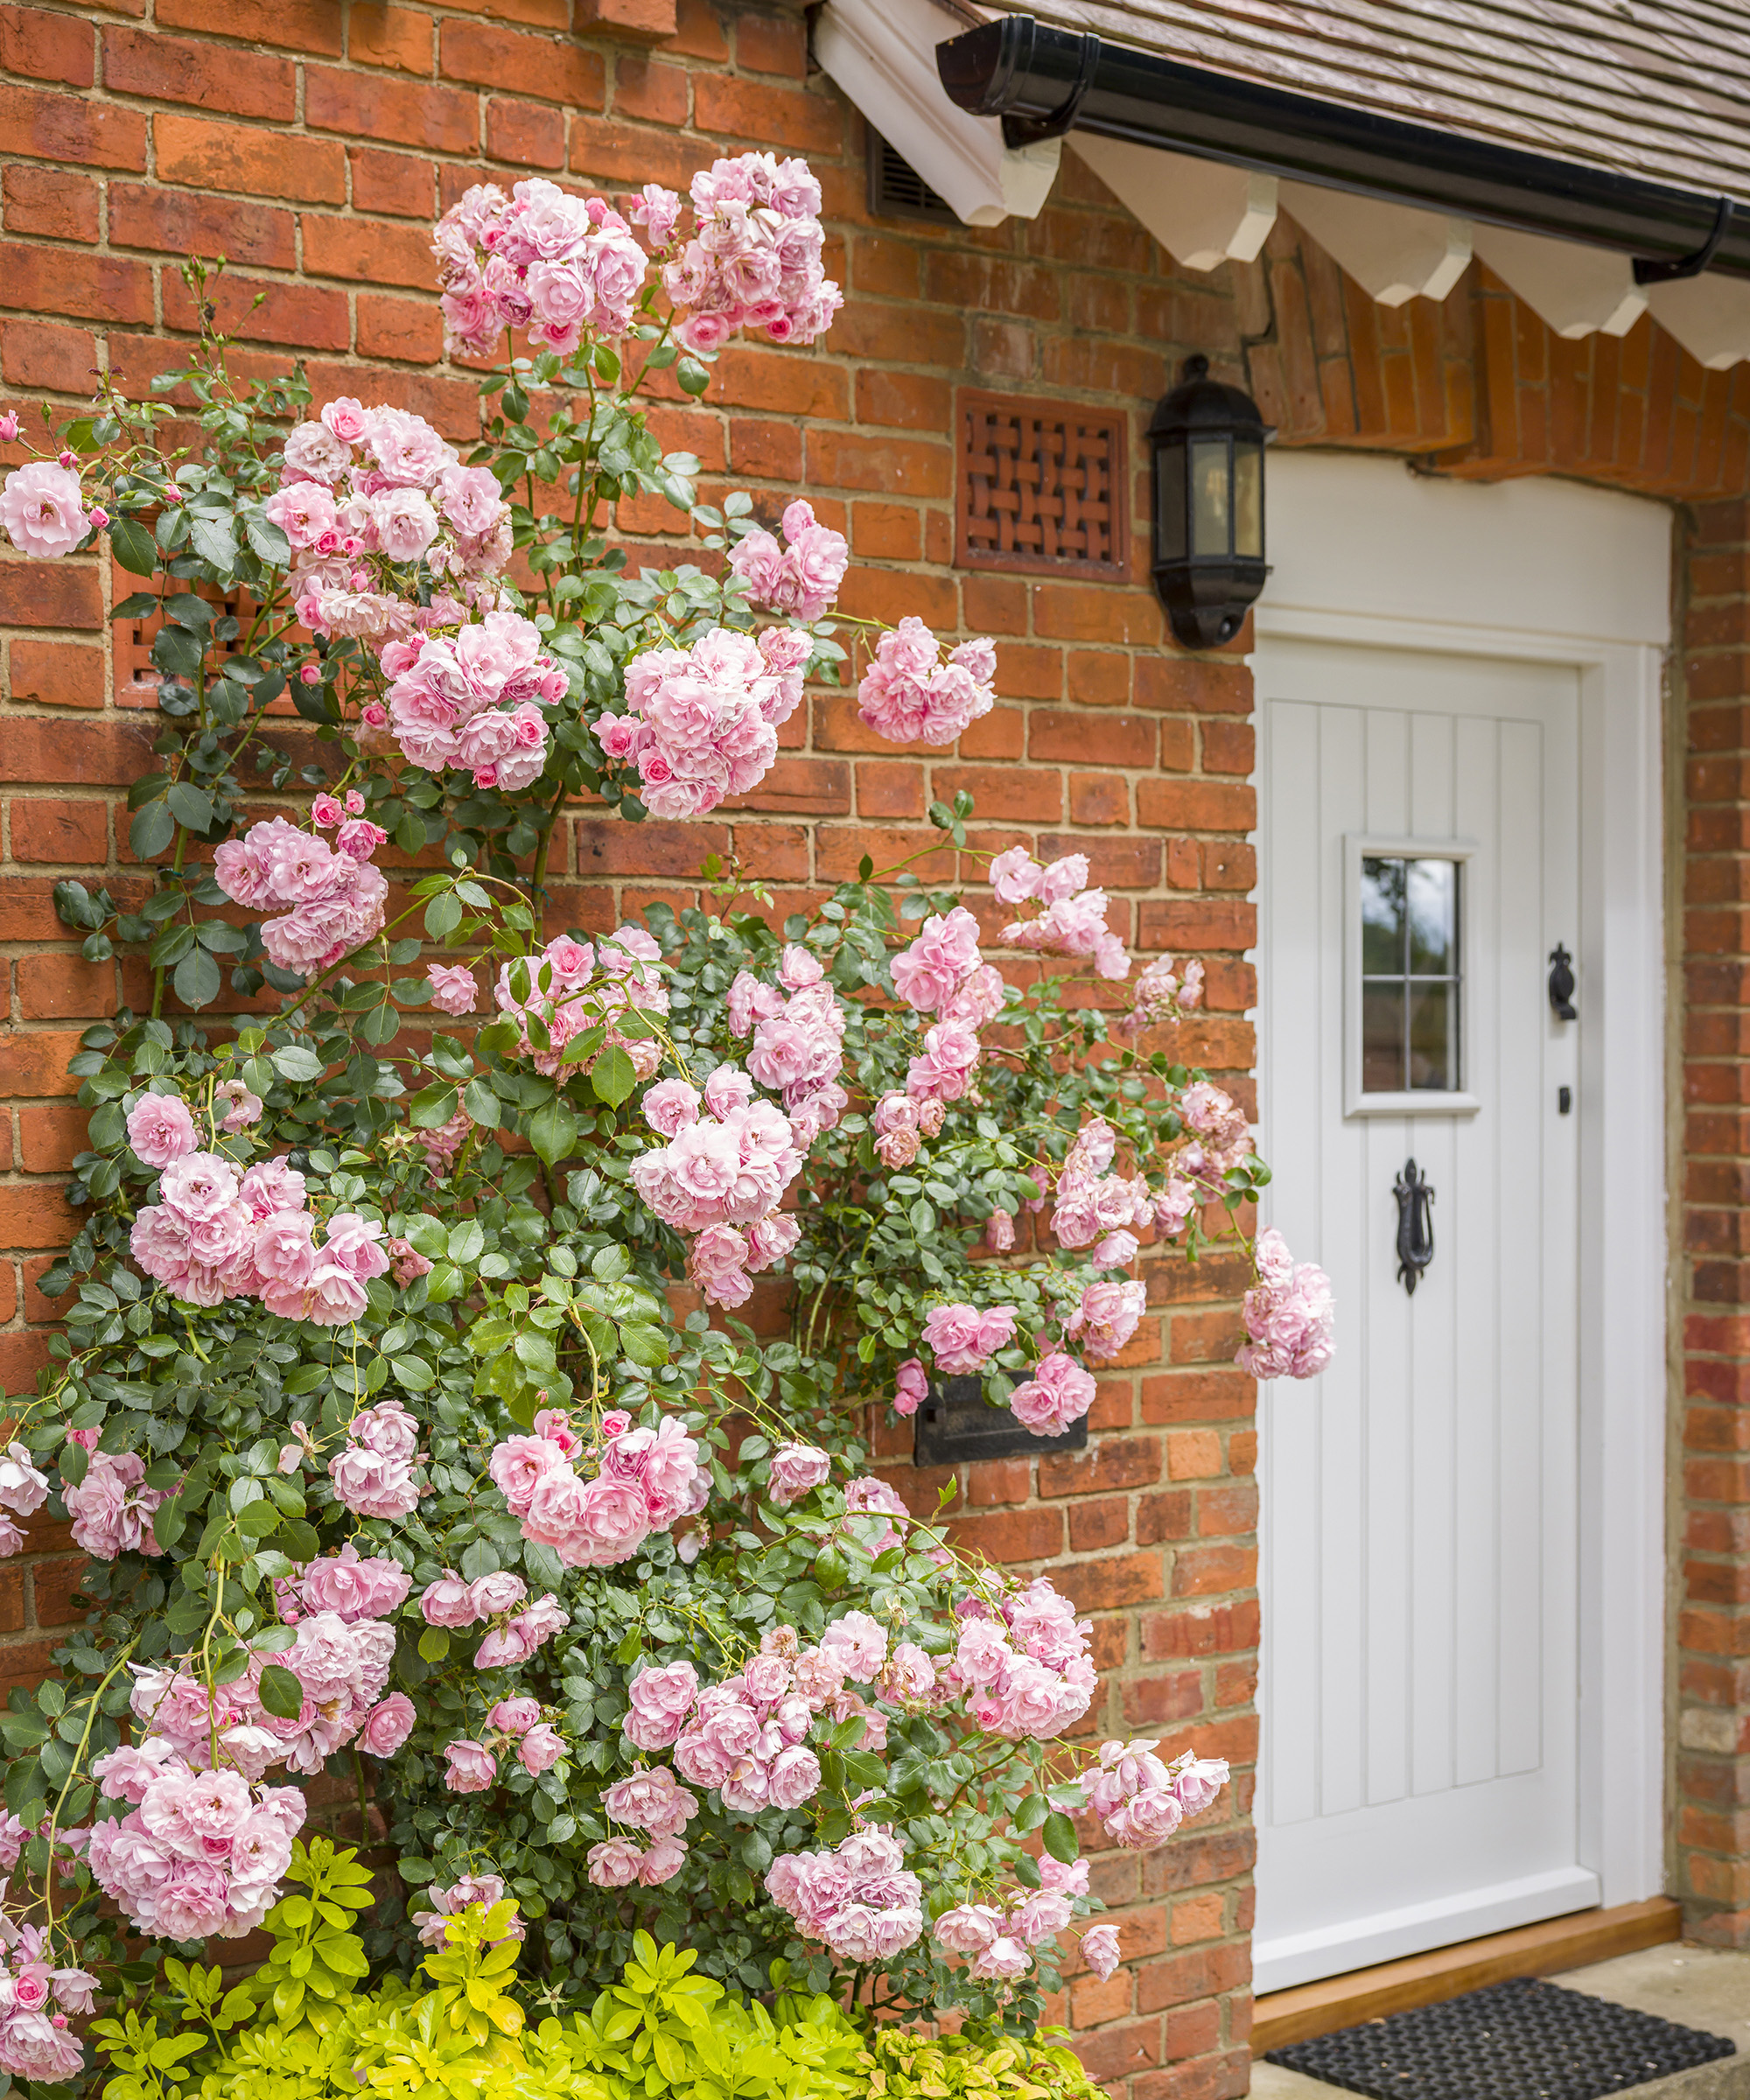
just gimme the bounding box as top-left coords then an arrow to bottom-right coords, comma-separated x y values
1361,855 -> 1460,1091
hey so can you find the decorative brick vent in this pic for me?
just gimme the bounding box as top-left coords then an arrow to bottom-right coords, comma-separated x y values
956,390 -> 1130,577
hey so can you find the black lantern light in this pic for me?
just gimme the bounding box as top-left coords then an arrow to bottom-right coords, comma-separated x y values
1147,354 -> 1271,650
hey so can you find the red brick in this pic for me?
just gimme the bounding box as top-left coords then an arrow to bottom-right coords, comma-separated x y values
18,1105 -> 84,1173
693,74 -> 842,155
0,82 -> 144,171
108,183 -> 295,268
1,318 -> 95,391
0,1184 -> 79,1246
155,112 -> 346,202
485,97 -> 565,168
162,270 -> 349,351
574,0 -> 678,38
349,4 -> 433,72
304,68 -> 478,154
947,1508 -> 1065,1563
0,5 -> 94,87
103,26 -> 294,118
303,214 -> 436,290
155,0 -> 341,52
1,163 -> 96,242
357,294 -> 443,364
6,640 -> 102,712
0,560 -> 104,632
440,19 -> 605,105
9,797 -> 105,863
349,148 -> 434,219
18,952 -> 113,1019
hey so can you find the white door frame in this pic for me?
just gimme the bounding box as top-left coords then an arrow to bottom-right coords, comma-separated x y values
1251,595 -> 1667,1970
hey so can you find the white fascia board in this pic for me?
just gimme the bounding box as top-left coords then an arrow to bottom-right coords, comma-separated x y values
1644,272 -> 1750,369
813,0 -> 1060,228
1471,224 -> 1645,340
1280,178 -> 1472,305
1069,134 -> 1277,270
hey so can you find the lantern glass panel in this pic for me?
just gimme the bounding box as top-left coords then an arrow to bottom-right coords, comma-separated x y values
1189,435 -> 1231,557
1234,439 -> 1264,559
1153,438 -> 1187,564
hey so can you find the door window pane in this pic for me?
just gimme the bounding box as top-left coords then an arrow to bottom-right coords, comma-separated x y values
1361,854 -> 1461,1092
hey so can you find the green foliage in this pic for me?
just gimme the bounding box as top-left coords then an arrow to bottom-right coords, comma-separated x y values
853,2027 -> 1103,2100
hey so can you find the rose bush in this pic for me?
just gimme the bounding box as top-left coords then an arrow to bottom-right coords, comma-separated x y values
0,151 -> 1331,2090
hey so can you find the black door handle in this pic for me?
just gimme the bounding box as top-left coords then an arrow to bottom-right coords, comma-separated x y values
1548,943 -> 1577,1021
1394,1158 -> 1435,1296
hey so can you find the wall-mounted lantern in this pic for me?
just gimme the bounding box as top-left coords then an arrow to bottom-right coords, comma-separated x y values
1146,354 -> 1271,649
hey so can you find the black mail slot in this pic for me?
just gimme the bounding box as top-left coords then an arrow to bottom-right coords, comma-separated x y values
912,1374 -> 1088,1466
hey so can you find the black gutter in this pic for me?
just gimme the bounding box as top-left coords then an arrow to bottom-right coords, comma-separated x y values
934,14 -> 1747,284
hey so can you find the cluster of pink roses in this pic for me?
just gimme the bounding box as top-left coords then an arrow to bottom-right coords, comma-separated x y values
126,1093 -> 391,1320
872,1090 -> 948,1170
88,1744 -> 307,1942
948,1580 -> 1096,1742
728,499 -> 849,624
921,1301 -> 1018,1377
632,1060 -> 808,1309
213,813 -> 388,978
933,1855 -> 1092,1984
766,1827 -> 923,1963
597,625 -> 808,821
1049,1116 -> 1158,1273
1007,1351 -> 1098,1438
441,1698 -> 565,1797
130,1592 -> 411,1779
488,1408 -> 707,1570
1064,1277 -> 1149,1364
990,846 -> 1129,981
1086,1739 -> 1229,1852
1121,952 -> 1206,1034
64,1446 -> 168,1563
0,1442 -> 47,1558
272,396 -> 511,648
588,1761 -> 698,1888
732,946 -> 850,1138
275,1539 -> 409,1625
432,176 -> 650,360
857,619 -> 996,747
0,1921 -> 96,2082
890,907 -> 1006,1030
495,928 -> 668,1082
420,1560 -> 567,1670
659,152 -> 840,353
1177,1081 -> 1256,1195
326,1399 -> 423,1522
380,607 -> 561,792
1237,1227 -> 1336,1381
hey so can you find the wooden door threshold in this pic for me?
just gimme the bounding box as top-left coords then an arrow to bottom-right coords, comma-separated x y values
1252,1896 -> 1684,2054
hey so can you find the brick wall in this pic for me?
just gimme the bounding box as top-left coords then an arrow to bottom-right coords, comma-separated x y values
6,0 -> 1750,2080
0,6 -> 1266,2096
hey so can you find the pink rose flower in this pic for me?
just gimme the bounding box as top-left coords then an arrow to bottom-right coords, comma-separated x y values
1008,1352 -> 1096,1437
358,1694 -> 415,1756
427,962 -> 480,1015
519,1724 -> 565,1774
767,1442 -> 830,1508
1082,1922 -> 1122,1979
442,1738 -> 497,1794
486,1697 -> 541,1737
0,461 -> 90,559
420,1573 -> 480,1628
127,1094 -> 197,1167
921,1301 -> 1017,1376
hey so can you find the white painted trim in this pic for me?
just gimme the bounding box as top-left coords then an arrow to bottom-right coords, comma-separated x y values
1255,1866 -> 1601,1992
812,0 -> 1060,228
1342,833 -> 1479,1120
1068,135 -> 1278,270
1255,593 -> 1669,1936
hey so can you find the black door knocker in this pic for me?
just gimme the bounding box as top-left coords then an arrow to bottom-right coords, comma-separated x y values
1394,1158 -> 1435,1296
1548,942 -> 1578,1021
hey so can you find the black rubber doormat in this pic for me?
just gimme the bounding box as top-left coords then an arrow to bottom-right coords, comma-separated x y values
1266,1975 -> 1737,2100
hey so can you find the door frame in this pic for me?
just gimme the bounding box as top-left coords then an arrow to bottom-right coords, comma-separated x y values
1251,593 -> 1667,1966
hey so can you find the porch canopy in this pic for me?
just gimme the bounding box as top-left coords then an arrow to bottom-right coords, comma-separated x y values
813,0 -> 1750,366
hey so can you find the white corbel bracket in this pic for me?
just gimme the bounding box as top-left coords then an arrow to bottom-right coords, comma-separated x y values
1280,180 -> 1472,305
814,0 -> 1060,227
1069,135 -> 1277,270
1644,273 -> 1750,369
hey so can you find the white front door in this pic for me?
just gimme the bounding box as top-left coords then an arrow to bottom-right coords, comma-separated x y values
1251,456 -> 1671,1998
1256,637 -> 1592,1990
